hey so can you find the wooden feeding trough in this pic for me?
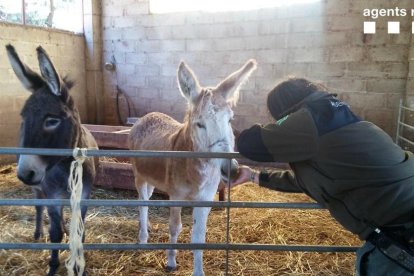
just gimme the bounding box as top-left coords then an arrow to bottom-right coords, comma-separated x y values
83,124 -> 227,200
83,124 -> 130,149
83,124 -> 134,190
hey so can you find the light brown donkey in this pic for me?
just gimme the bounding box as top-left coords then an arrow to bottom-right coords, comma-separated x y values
129,59 -> 256,275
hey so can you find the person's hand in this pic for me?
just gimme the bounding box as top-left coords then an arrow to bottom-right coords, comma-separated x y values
229,165 -> 254,188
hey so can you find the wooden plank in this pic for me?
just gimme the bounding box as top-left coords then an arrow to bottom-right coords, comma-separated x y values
96,161 -> 135,190
83,124 -> 130,132
83,124 -> 131,149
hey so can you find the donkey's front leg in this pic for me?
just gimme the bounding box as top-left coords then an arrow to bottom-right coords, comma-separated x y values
33,189 -> 45,240
137,182 -> 153,243
46,205 -> 64,276
166,206 -> 182,271
34,205 -> 44,240
191,206 -> 211,276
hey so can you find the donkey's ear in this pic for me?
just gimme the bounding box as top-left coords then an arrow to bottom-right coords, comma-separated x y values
177,61 -> 201,103
215,59 -> 257,104
6,44 -> 45,93
36,46 -> 62,96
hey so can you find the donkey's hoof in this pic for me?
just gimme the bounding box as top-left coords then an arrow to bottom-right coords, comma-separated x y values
165,265 -> 177,272
47,259 -> 59,276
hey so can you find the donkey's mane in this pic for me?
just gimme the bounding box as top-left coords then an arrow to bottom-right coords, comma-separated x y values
62,76 -> 75,90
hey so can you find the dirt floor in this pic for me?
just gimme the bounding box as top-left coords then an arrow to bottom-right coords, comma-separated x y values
0,164 -> 362,276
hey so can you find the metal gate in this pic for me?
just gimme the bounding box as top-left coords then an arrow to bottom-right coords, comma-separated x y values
396,99 -> 414,150
0,147 -> 358,275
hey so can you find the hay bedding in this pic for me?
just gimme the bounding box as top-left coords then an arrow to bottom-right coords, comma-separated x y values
0,164 -> 362,276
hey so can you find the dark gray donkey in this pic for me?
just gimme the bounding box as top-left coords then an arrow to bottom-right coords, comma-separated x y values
6,44 -> 98,276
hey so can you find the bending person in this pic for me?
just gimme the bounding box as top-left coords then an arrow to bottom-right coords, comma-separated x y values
231,77 -> 414,275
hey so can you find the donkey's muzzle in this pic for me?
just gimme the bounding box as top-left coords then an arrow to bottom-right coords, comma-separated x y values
220,159 -> 239,183
17,155 -> 47,185
17,169 -> 39,185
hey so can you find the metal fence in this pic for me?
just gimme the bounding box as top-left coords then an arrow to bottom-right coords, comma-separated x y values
0,147 -> 358,274
396,100 -> 414,150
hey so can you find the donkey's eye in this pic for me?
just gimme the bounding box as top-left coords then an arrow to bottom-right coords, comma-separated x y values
43,117 -> 61,131
196,122 -> 206,129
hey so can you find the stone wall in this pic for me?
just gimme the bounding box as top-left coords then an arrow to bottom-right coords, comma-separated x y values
102,0 -> 412,137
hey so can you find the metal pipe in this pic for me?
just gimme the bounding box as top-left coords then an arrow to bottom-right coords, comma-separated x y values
398,121 -> 414,132
397,136 -> 414,147
401,105 -> 414,112
396,99 -> 403,142
0,147 -> 241,159
21,0 -> 26,24
225,158 -> 231,276
0,199 -> 323,209
0,242 -> 358,252
0,146 -> 355,259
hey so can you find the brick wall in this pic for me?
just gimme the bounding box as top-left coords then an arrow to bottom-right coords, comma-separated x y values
0,22 -> 87,164
102,0 -> 412,136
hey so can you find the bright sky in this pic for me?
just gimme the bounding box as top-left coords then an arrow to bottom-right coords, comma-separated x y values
0,0 -> 21,13
150,0 -> 320,13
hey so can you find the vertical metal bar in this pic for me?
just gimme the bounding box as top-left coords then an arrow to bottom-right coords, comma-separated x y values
81,0 -> 84,33
21,0 -> 26,24
225,158 -> 232,276
396,98 -> 403,144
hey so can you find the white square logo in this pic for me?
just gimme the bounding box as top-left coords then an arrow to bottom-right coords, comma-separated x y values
364,21 -> 376,34
388,21 -> 400,34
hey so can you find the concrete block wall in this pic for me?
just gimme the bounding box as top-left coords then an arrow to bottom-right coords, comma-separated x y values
102,0 -> 412,136
0,22 -> 88,164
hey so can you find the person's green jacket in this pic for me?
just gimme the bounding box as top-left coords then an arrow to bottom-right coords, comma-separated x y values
237,92 -> 414,239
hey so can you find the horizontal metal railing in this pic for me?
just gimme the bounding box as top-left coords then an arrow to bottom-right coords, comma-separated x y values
0,147 -> 240,159
400,105 -> 414,113
0,147 -> 358,275
0,243 -> 358,252
398,135 -> 414,147
0,199 -> 322,209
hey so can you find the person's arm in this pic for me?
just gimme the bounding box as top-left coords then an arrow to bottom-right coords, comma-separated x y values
259,170 -> 302,192
236,124 -> 274,162
237,109 -> 319,163
230,166 -> 303,193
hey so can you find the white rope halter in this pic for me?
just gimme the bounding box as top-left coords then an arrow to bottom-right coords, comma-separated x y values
65,147 -> 88,276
